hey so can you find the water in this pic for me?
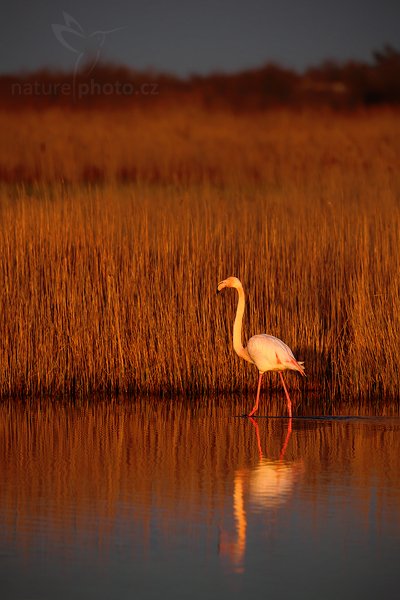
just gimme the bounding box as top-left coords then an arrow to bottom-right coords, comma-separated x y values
1,397 -> 399,599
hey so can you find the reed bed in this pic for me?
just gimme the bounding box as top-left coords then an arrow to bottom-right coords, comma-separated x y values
0,107 -> 399,400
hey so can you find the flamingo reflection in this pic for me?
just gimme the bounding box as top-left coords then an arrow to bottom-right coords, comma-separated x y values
219,418 -> 303,572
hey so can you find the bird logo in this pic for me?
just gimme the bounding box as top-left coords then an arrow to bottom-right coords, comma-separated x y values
52,12 -> 124,77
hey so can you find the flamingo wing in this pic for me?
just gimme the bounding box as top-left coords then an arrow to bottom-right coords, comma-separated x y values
247,334 -> 305,375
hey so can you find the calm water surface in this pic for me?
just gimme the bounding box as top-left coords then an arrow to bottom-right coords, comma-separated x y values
1,397 -> 399,599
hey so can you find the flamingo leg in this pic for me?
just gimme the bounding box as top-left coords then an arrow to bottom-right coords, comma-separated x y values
279,372 -> 292,418
248,372 -> 263,417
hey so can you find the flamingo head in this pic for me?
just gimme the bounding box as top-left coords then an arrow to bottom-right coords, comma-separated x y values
217,276 -> 242,294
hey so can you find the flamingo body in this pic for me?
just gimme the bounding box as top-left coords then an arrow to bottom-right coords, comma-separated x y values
247,334 -> 304,375
217,276 -> 304,416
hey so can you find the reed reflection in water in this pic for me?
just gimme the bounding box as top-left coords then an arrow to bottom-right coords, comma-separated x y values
0,398 -> 399,599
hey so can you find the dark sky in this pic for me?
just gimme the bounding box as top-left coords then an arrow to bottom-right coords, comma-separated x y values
1,0 -> 399,76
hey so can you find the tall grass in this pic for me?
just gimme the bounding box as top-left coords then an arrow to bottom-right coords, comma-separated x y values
0,107 -> 399,399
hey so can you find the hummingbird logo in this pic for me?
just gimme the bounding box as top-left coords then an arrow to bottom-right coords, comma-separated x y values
52,12 -> 124,77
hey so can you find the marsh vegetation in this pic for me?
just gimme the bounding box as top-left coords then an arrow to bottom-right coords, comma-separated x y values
0,107 -> 399,400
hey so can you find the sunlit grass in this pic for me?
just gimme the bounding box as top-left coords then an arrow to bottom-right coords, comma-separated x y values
0,107 -> 399,399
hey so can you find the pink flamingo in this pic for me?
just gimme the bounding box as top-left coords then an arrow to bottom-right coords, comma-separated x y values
217,276 -> 305,417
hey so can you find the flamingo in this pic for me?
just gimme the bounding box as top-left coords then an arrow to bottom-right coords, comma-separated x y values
217,276 -> 305,417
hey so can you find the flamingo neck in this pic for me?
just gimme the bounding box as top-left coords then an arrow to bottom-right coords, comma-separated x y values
233,286 -> 253,364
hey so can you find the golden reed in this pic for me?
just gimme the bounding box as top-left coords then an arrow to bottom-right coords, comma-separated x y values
0,107 -> 399,399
